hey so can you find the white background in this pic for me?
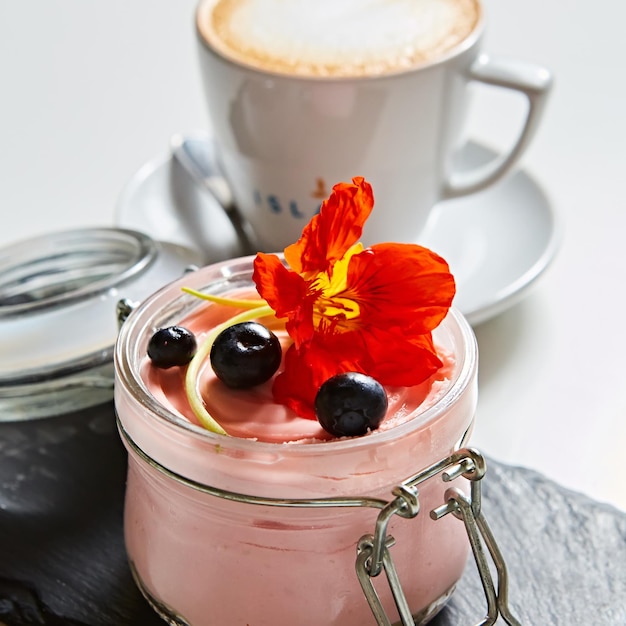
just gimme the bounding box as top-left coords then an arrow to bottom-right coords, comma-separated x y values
1,1 -> 625,511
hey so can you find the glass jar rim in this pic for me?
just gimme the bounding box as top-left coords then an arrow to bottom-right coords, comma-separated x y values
115,255 -> 478,455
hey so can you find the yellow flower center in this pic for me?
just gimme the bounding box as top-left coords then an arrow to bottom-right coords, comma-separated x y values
310,243 -> 362,332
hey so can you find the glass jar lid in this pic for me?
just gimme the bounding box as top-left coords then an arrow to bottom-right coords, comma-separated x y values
0,227 -> 201,420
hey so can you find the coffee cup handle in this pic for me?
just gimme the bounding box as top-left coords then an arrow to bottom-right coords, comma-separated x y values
442,53 -> 553,199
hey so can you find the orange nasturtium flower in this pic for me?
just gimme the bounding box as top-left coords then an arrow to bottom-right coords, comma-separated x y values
253,176 -> 456,420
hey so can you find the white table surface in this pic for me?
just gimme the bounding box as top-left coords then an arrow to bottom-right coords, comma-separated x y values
1,0 -> 625,513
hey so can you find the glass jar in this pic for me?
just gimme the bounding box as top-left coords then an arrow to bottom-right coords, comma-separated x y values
1,226 -> 199,507
114,256 -> 479,626
0,227 -> 198,622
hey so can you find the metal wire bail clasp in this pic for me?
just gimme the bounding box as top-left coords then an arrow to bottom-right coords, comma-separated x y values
355,448 -> 522,626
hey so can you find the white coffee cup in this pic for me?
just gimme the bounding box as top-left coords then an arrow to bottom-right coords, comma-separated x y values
195,0 -> 552,251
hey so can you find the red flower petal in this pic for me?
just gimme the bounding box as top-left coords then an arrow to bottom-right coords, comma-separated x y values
352,328 -> 443,387
273,343 -> 352,420
253,253 -> 317,347
251,177 -> 456,420
253,253 -> 305,317
274,325 -> 443,418
272,347 -> 317,419
346,243 -> 455,333
284,177 -> 373,274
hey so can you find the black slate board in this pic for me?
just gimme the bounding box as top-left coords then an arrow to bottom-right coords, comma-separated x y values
1,402 -> 625,626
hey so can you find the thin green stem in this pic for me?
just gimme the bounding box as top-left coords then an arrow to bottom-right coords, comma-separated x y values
182,287 -> 266,310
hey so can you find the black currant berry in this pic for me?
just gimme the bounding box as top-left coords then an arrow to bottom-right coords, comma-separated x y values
315,372 -> 388,437
210,321 -> 282,389
148,326 -> 197,369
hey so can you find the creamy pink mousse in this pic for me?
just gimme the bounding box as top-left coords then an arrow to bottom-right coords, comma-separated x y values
116,278 -> 477,626
142,291 -> 455,443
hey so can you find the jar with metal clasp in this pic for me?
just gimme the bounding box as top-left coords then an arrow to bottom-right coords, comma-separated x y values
114,255 -> 521,626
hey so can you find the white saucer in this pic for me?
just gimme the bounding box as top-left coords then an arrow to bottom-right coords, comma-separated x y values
115,139 -> 561,326
419,142 -> 561,325
115,142 -> 248,265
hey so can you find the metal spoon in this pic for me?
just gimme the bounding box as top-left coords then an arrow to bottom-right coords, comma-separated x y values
170,133 -> 257,255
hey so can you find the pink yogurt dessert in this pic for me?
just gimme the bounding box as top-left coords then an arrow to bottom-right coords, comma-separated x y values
114,256 -> 478,626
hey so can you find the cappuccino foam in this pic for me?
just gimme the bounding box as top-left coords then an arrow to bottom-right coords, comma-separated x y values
198,0 -> 481,77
